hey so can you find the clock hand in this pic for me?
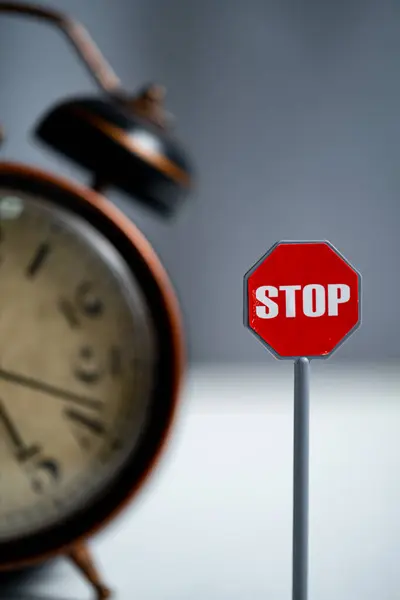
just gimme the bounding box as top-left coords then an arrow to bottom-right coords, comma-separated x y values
0,399 -> 41,463
0,368 -> 102,410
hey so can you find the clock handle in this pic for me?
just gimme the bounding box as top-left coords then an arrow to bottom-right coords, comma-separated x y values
0,2 -> 171,126
0,2 -> 124,97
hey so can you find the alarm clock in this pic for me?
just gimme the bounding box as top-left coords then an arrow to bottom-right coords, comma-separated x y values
0,3 -> 193,599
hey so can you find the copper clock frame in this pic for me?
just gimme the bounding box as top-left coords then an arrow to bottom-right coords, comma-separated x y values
0,162 -> 185,570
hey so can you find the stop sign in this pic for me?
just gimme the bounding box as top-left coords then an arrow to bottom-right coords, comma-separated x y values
244,241 -> 361,359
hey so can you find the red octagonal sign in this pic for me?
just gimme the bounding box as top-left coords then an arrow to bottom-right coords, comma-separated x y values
244,241 -> 361,359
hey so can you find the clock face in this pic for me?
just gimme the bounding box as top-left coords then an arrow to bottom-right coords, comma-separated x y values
0,189 -> 157,541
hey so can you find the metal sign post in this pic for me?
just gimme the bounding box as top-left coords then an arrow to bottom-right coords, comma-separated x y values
244,240 -> 361,600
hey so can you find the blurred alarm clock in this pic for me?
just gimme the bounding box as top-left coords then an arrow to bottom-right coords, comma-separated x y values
0,3 -> 193,599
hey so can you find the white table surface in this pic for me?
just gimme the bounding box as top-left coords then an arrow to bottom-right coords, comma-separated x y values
1,363 -> 400,600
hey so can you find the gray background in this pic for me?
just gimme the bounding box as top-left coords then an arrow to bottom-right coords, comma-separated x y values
0,4 -> 399,600
0,0 -> 399,366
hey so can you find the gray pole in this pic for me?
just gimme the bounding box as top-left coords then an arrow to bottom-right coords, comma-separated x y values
292,357 -> 310,600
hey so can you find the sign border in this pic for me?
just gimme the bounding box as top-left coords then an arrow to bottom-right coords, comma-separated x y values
243,240 -> 362,360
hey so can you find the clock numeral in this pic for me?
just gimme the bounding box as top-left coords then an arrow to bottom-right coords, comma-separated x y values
76,281 -> 104,317
74,346 -> 102,384
59,282 -> 123,385
73,345 -> 123,385
58,281 -> 104,329
26,242 -> 51,278
30,458 -> 61,494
